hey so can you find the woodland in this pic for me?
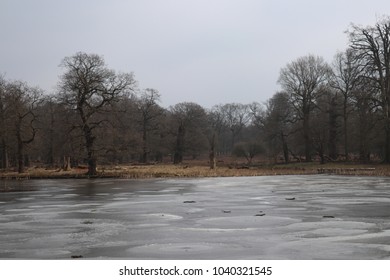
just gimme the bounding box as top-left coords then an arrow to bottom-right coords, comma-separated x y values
1,17 -> 390,176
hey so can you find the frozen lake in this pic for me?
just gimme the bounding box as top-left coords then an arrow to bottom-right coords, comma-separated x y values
0,175 -> 390,259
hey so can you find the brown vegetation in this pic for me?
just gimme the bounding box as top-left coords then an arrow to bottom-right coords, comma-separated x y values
2,160 -> 390,180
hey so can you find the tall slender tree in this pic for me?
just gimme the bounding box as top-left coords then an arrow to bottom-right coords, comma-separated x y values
6,81 -> 42,173
330,49 -> 361,160
220,103 -> 251,152
0,75 -> 10,169
348,17 -> 390,162
278,55 -> 331,162
170,102 -> 208,164
263,92 -> 293,163
136,88 -> 163,163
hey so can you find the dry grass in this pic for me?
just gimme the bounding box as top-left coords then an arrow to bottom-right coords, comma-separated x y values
99,164 -> 316,178
2,161 -> 390,180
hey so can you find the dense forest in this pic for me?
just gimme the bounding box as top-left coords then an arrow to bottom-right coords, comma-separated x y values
2,17 -> 390,175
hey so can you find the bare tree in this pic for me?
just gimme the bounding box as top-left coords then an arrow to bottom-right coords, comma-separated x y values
220,103 -> 251,152
233,141 -> 264,165
170,102 -> 208,164
278,55 -> 331,162
6,80 -> 42,173
350,81 -> 381,162
330,49 -> 361,160
136,88 -> 164,163
348,17 -> 390,162
35,95 -> 73,168
206,108 -> 226,169
100,95 -> 140,164
309,88 -> 342,164
59,52 -> 136,175
248,102 -> 265,130
0,75 -> 10,169
263,92 -> 293,163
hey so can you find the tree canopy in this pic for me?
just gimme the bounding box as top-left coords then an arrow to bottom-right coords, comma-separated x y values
2,17 -> 390,173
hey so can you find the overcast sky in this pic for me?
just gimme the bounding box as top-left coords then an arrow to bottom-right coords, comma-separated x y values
1,0 -> 389,108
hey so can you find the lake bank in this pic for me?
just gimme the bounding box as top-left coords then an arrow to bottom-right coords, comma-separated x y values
0,162 -> 387,183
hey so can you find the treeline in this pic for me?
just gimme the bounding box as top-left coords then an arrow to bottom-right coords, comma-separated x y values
2,17 -> 390,175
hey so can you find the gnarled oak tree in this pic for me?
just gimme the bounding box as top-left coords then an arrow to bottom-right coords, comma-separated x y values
59,52 -> 136,175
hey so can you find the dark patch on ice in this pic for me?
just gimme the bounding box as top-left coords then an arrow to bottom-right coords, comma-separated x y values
255,213 -> 266,217
71,255 -> 83,258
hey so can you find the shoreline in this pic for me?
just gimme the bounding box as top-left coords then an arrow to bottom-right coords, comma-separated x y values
0,162 -> 387,181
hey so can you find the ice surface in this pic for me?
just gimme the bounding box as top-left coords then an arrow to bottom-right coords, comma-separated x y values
1,175 -> 390,259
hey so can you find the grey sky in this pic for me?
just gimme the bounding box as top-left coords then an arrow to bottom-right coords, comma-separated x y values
1,0 -> 389,108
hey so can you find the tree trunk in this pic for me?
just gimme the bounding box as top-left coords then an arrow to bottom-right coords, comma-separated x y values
141,126 -> 148,163
209,132 -> 217,169
24,154 -> 30,168
1,139 -> 8,169
281,132 -> 289,163
319,144 -> 325,164
343,99 -> 349,161
83,124 -> 97,176
173,124 -> 185,164
358,107 -> 370,163
173,152 -> 182,164
15,116 -> 36,173
17,137 -> 24,173
303,111 -> 312,162
47,145 -> 54,166
385,123 -> 390,163
63,156 -> 71,171
328,102 -> 338,160
385,106 -> 390,163
88,157 -> 97,176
